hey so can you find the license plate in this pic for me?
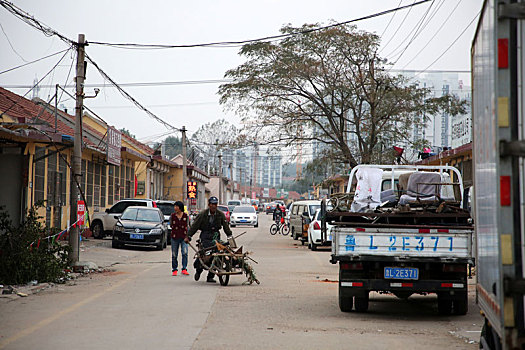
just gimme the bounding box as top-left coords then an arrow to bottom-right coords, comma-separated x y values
240,220 -> 247,222
384,267 -> 419,280
130,234 -> 144,239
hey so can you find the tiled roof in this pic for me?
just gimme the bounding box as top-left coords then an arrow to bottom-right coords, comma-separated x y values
0,88 -> 97,147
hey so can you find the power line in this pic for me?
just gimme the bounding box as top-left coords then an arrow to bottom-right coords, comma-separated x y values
88,0 -> 432,49
1,78 -> 231,89
401,0 -> 464,70
0,47 -> 72,119
0,21 -> 29,62
0,48 -> 70,75
413,10 -> 480,78
0,0 -> 74,45
84,53 -> 181,132
379,0 -> 417,54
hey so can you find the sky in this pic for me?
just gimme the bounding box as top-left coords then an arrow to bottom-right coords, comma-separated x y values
0,0 -> 482,146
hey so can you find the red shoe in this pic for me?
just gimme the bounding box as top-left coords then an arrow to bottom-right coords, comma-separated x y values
181,269 -> 189,275
172,271 -> 177,276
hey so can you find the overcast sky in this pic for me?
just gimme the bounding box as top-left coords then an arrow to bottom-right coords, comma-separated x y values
0,0 -> 482,145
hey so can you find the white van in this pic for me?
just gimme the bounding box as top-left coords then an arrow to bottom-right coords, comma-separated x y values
288,200 -> 321,242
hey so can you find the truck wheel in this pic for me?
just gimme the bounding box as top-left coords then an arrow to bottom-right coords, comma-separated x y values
437,293 -> 452,315
453,292 -> 468,315
339,293 -> 353,312
292,228 -> 298,240
92,221 -> 104,239
354,294 -> 369,312
311,242 -> 317,251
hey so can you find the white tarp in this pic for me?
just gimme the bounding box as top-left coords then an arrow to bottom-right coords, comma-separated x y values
350,167 -> 383,212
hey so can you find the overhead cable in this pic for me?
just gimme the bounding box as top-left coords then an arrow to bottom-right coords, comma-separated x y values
0,48 -> 70,75
413,10 -> 480,78
0,47 -> 71,118
85,53 -> 180,131
87,0 -> 432,49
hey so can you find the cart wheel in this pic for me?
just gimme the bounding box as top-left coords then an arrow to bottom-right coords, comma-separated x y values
218,257 -> 231,286
281,224 -> 290,236
270,224 -> 278,235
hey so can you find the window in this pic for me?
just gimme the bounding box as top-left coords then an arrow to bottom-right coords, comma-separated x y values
119,165 -> 125,199
34,147 -> 45,203
108,165 -> 114,205
59,155 -> 67,206
47,152 -> 57,206
87,161 -> 93,206
94,163 -> 100,206
291,204 -> 299,215
101,165 -> 106,207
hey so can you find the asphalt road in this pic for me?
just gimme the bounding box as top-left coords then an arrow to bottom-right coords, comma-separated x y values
0,214 -> 482,350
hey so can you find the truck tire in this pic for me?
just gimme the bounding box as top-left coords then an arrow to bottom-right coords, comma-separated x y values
92,221 -> 104,239
354,294 -> 369,312
437,293 -> 452,315
292,228 -> 298,240
453,292 -> 468,315
339,291 -> 353,312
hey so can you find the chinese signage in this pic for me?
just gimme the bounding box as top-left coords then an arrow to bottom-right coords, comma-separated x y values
451,114 -> 471,149
187,181 -> 197,199
107,126 -> 121,166
77,200 -> 85,226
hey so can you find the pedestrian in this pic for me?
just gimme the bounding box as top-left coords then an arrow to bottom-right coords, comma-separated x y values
170,201 -> 189,276
184,196 -> 233,283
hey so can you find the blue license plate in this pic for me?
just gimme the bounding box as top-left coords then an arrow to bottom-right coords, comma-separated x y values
240,220 -> 247,223
130,234 -> 144,239
384,267 -> 419,280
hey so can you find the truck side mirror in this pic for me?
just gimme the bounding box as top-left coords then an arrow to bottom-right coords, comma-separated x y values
105,208 -> 110,213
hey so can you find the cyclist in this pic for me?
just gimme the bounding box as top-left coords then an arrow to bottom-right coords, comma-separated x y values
273,204 -> 283,224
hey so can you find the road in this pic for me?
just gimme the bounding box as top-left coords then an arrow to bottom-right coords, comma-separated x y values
0,214 -> 482,349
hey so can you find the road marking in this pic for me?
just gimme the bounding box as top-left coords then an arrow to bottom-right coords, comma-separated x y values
0,264 -> 158,349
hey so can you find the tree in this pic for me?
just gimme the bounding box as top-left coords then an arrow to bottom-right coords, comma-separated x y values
189,119 -> 241,173
119,128 -> 135,139
158,136 -> 182,159
219,23 -> 467,167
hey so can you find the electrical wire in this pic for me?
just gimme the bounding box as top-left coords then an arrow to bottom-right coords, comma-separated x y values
0,21 -> 29,62
379,0 -> 417,54
413,10 -> 480,78
87,0 -> 432,49
0,0 -> 74,46
1,79 -> 231,89
0,48 -> 70,75
379,0 -> 403,40
84,53 -> 181,132
0,47 -> 72,118
401,0 -> 464,70
385,0 -> 441,62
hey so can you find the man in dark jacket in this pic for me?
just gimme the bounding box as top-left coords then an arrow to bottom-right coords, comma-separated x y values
185,196 -> 233,283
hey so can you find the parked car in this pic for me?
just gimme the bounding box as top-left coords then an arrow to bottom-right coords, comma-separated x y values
91,199 -> 157,239
112,206 -> 167,250
155,200 -> 177,245
265,202 -> 277,214
217,205 -> 231,222
230,205 -> 258,227
307,208 -> 333,251
288,200 -> 321,242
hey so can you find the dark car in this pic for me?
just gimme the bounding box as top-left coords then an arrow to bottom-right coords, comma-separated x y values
112,206 -> 167,250
265,202 -> 277,215
217,205 -> 231,222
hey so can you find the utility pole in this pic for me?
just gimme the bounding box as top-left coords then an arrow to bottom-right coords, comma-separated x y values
181,126 -> 188,209
218,151 -> 223,203
70,34 -> 86,263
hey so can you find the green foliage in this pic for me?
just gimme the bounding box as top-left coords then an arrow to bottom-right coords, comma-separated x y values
119,128 -> 135,139
0,204 -> 70,285
158,136 -> 182,159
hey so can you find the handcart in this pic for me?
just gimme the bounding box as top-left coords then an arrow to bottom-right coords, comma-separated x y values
187,232 -> 259,286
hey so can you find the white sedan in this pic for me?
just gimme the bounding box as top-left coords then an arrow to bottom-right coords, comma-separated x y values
307,209 -> 333,251
230,206 -> 258,228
